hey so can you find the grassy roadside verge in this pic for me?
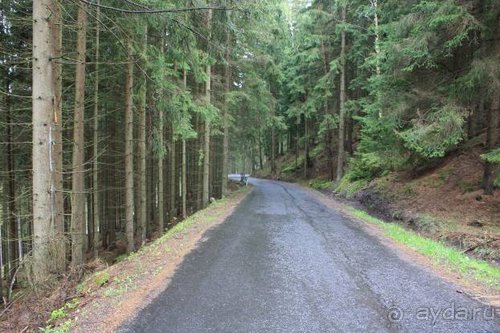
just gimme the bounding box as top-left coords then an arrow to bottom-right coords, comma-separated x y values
39,186 -> 252,333
346,207 -> 499,291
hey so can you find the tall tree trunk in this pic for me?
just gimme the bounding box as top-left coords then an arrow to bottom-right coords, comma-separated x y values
336,5 -> 347,182
202,8 -> 213,208
222,4 -> 231,196
181,70 -> 188,219
270,83 -> 277,178
157,33 -> 166,232
32,0 -> 62,283
169,130 -> 176,222
320,40 -> 334,180
0,224 -> 3,298
138,27 -> 147,244
71,3 -> 88,268
370,0 -> 382,119
158,112 -> 165,232
259,129 -> 264,170
92,0 -> 101,258
483,95 -> 499,194
157,110 -> 165,233
125,40 -> 135,252
295,120 -> 299,171
50,0 -> 65,272
271,125 -> 276,177
5,76 -> 18,283
371,0 -> 381,78
304,116 -> 309,178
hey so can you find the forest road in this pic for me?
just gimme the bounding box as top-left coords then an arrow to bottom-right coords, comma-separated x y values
120,178 -> 499,333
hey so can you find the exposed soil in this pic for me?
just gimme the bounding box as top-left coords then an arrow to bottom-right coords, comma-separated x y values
0,186 -> 251,333
354,151 -> 500,264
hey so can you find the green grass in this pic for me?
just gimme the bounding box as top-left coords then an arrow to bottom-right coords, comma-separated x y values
346,207 -> 500,290
40,320 -> 73,333
281,155 -> 304,174
309,178 -> 333,190
335,178 -> 368,198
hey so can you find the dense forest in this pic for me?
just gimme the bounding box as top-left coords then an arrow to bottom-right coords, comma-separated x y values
0,0 -> 498,307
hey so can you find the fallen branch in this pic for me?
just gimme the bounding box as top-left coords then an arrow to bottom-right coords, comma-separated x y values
462,239 -> 496,254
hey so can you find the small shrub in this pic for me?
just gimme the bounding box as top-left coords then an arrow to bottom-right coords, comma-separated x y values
40,320 -> 73,333
103,287 -> 125,298
414,215 -> 441,233
281,155 -> 304,174
114,254 -> 128,263
93,271 -> 110,287
309,178 -> 332,190
48,307 -> 67,323
336,178 -> 368,198
65,299 -> 80,310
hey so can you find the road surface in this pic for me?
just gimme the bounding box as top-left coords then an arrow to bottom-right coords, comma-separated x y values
120,178 -> 499,333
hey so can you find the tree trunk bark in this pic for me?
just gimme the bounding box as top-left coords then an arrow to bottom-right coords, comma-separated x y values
202,8 -> 213,208
182,70 -> 188,219
320,40 -> 334,180
32,0 -> 62,282
158,114 -> 165,232
138,27 -> 148,244
50,0 -> 65,271
125,40 -> 135,252
222,6 -> 231,196
304,116 -> 309,178
259,130 -> 264,170
336,5 -> 347,182
371,0 -> 381,78
70,3 -> 88,268
92,0 -> 101,258
5,76 -> 18,284
169,130 -> 176,222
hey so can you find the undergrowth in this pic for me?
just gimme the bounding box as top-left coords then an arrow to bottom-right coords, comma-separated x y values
309,178 -> 333,190
335,177 -> 368,198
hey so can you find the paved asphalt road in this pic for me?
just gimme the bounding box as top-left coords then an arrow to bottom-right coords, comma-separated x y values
121,178 -> 499,333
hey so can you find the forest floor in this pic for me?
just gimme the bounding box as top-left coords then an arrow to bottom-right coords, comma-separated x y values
262,148 -> 500,265
0,184 -> 251,333
351,152 -> 500,264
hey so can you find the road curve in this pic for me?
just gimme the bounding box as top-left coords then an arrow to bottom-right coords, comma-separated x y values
120,178 -> 499,333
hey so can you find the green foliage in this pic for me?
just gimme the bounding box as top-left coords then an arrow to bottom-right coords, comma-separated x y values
481,148 -> 500,164
414,215 -> 441,233
398,105 -> 465,158
345,153 -> 385,181
281,155 -> 304,174
309,178 -> 332,190
48,307 -> 67,323
452,58 -> 500,102
336,177 -> 368,198
93,271 -> 110,287
64,299 -> 80,310
40,320 -> 73,333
